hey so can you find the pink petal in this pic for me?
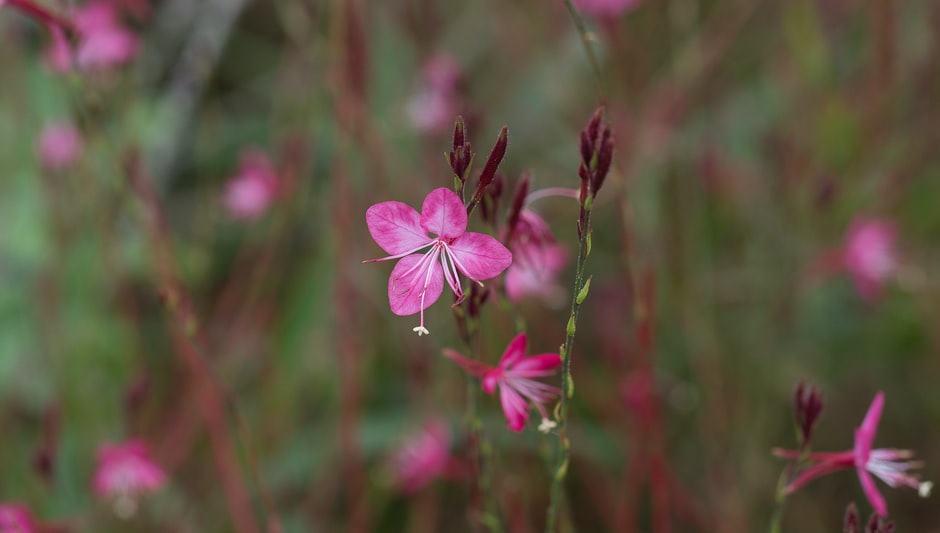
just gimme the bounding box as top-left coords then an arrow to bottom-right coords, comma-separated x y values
783,459 -> 852,494
448,232 -> 512,281
855,392 -> 884,464
367,201 -> 430,255
388,254 -> 443,316
77,28 -> 138,69
857,465 -> 888,517
499,333 -> 528,369
499,384 -> 530,432
443,348 -> 494,378
420,188 -> 466,239
510,354 -> 562,376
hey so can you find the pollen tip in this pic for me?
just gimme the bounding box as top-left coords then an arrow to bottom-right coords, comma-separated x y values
538,418 -> 557,434
919,481 -> 933,498
413,326 -> 430,336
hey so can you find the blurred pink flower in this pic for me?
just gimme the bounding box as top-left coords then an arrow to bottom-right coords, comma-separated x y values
93,439 -> 166,515
224,149 -> 281,220
774,392 -> 931,517
388,421 -> 451,494
73,1 -> 138,69
842,218 -> 898,301
43,0 -> 139,72
407,54 -> 462,134
506,210 -> 568,304
37,122 -> 83,171
0,504 -> 34,533
445,333 -> 561,432
573,0 -> 641,17
365,187 -> 512,336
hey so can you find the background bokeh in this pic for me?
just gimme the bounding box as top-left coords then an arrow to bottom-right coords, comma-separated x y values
1,0 -> 938,531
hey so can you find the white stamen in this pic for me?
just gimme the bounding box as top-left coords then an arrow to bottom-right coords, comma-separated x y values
920,481 -> 933,498
538,418 -> 557,434
413,326 -> 430,336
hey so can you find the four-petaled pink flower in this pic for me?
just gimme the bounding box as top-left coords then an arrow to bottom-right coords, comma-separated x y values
37,122 -> 83,172
224,149 -> 281,220
446,333 -> 562,432
506,209 -> 568,304
387,420 -> 452,494
842,218 -> 898,301
774,392 -> 931,517
365,187 -> 512,336
573,0 -> 641,18
94,439 -> 166,517
0,503 -> 34,533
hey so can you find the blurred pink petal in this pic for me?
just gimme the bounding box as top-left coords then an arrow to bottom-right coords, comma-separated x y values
44,0 -> 140,72
506,209 -> 569,304
407,54 -> 462,134
388,421 -> 451,494
93,439 -> 166,504
43,25 -> 73,72
224,149 -> 280,220
365,188 -> 511,335
842,218 -> 898,301
37,122 -> 83,171
573,0 -> 641,17
0,504 -> 34,533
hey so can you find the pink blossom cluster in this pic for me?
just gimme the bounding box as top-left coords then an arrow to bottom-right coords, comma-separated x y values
223,149 -> 282,220
407,54 -> 463,134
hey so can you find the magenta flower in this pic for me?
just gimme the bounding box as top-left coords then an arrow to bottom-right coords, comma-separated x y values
573,0 -> 641,18
37,122 -> 83,171
224,149 -> 281,220
94,440 -> 166,517
446,333 -> 562,432
774,392 -> 931,517
365,187 -> 512,335
0,504 -> 34,533
506,209 -> 568,304
842,218 -> 898,301
387,420 -> 452,494
406,54 -> 462,134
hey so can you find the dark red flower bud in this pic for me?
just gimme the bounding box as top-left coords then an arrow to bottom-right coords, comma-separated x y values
592,125 -> 614,194
453,116 -> 466,152
843,502 -> 860,533
467,126 -> 508,214
504,173 -> 531,244
794,381 -> 824,448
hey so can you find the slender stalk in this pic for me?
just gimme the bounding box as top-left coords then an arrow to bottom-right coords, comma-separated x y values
561,0 -> 603,82
545,203 -> 594,532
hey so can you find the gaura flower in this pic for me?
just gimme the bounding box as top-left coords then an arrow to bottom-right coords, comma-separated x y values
445,333 -> 562,432
0,504 -> 34,533
506,209 -> 568,304
842,218 -> 898,301
387,420 -> 452,494
223,149 -> 281,220
365,187 -> 512,336
773,392 -> 931,517
37,122 -> 83,171
44,0 -> 139,72
94,440 -> 166,518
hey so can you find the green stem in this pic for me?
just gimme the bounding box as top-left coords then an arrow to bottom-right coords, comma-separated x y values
545,202 -> 594,532
562,0 -> 603,82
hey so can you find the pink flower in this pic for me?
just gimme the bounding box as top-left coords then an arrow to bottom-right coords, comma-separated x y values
44,0 -> 139,72
842,219 -> 898,301
573,0 -> 641,18
506,210 -> 568,304
387,421 -> 451,494
774,392 -> 931,517
73,1 -> 138,69
93,440 -> 166,516
37,122 -> 83,171
445,333 -> 562,432
0,504 -> 34,533
407,54 -> 462,134
224,149 -> 280,220
365,187 -> 512,335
